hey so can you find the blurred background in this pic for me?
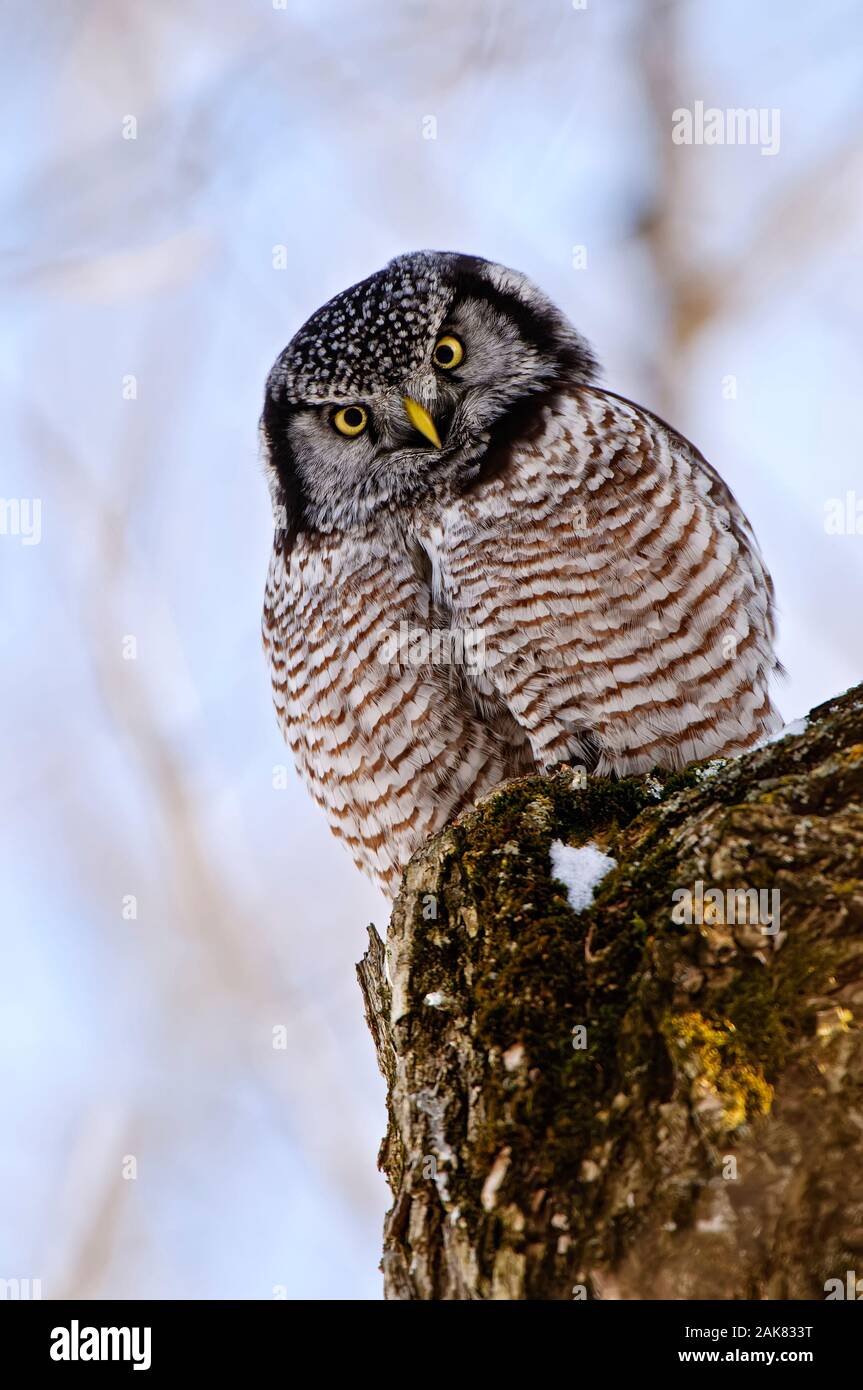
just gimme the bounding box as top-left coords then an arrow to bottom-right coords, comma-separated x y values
2,0 -> 862,1299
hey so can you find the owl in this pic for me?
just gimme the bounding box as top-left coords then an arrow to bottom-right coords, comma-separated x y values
261,251 -> 780,897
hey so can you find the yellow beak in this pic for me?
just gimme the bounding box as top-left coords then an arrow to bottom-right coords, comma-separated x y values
403,396 -> 442,449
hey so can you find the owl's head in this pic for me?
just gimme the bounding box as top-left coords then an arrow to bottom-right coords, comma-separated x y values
262,250 -> 598,536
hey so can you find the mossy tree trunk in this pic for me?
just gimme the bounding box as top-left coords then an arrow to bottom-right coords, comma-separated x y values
357,683 -> 863,1300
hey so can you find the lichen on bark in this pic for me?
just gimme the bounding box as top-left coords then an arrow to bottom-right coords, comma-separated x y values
358,683 -> 863,1300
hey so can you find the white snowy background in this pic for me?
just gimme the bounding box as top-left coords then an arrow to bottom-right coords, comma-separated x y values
2,0 -> 862,1299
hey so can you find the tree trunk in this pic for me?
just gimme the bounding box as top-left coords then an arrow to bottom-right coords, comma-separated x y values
357,683 -> 863,1300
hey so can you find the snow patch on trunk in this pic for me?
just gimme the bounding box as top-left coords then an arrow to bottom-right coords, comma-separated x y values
549,840 -> 617,913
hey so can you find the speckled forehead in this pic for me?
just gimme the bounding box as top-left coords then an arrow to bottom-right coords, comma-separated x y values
270,262 -> 453,402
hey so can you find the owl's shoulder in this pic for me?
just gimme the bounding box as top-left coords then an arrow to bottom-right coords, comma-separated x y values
573,386 -> 766,557
443,384 -> 659,520
569,385 -> 744,505
436,383 -> 766,585
456,382 -> 745,519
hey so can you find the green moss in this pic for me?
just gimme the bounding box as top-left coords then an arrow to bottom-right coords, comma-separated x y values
652,765 -> 710,798
713,932 -> 832,1076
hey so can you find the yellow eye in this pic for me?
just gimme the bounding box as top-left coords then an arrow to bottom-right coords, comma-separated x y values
332,405 -> 369,437
432,334 -> 465,370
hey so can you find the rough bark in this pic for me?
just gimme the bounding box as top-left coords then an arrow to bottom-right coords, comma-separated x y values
357,683 -> 863,1300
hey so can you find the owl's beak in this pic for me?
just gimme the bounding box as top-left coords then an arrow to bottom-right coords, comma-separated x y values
403,396 -> 442,449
